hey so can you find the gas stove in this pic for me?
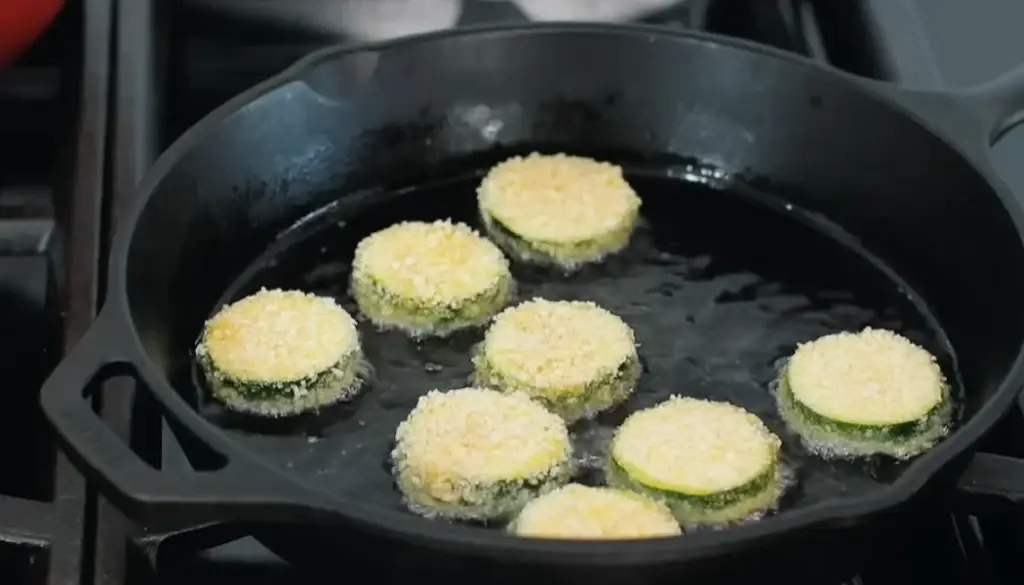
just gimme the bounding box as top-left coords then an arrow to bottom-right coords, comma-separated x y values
10,1 -> 1024,584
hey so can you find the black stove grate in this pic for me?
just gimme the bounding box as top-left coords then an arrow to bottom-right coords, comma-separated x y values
0,0 -> 109,583
94,1 -> 1024,584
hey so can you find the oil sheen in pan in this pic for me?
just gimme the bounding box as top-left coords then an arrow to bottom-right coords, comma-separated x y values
182,166 -> 962,525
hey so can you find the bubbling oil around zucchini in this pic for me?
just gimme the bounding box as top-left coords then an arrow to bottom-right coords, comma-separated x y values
190,167 -> 959,521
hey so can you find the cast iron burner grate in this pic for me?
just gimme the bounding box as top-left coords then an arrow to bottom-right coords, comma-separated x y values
95,1 -> 1024,584
0,0 -> 108,583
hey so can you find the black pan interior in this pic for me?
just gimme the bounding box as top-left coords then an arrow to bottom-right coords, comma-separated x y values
122,28 -> 1024,533
183,161 -> 956,517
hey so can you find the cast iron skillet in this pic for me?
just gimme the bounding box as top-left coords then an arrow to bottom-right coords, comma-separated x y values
40,23 -> 1024,584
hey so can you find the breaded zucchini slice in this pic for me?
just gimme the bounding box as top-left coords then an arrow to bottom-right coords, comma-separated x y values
777,327 -> 951,459
351,220 -> 513,337
392,387 -> 572,521
608,397 -> 783,527
477,153 -> 641,270
509,483 -> 681,540
195,288 -> 365,418
472,298 -> 640,424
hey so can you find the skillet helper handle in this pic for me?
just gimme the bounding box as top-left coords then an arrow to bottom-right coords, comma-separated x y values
40,308 -> 323,529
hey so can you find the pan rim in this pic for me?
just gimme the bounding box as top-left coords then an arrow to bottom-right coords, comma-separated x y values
111,22 -> 1024,564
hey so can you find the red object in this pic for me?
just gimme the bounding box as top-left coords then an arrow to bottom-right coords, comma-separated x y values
0,0 -> 64,66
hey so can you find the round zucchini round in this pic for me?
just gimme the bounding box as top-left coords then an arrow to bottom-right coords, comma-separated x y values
350,220 -> 513,337
777,327 -> 951,459
472,298 -> 640,423
508,483 -> 681,540
608,396 -> 783,527
392,387 -> 573,521
195,288 -> 366,418
477,152 -> 641,270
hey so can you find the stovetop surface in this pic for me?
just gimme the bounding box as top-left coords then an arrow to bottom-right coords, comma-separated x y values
8,1 -> 1024,584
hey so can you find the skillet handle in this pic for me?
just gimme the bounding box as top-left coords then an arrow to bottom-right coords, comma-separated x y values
40,307 -> 330,529
882,65 -> 1024,152
956,66 -> 1024,145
